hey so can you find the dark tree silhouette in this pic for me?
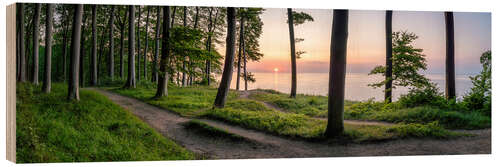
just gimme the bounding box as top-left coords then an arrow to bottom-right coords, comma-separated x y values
124,5 -> 136,88
17,3 -> 26,82
79,9 -> 87,87
31,4 -> 41,85
152,6 -> 161,83
385,10 -> 393,102
143,6 -> 150,80
286,8 -> 296,98
445,11 -> 456,100
42,4 -> 54,93
61,6 -> 70,82
181,6 -> 187,86
137,6 -> 141,81
68,4 -> 84,101
236,8 -> 245,91
325,10 -> 349,137
214,7 -> 236,108
108,6 -> 116,80
155,6 -> 171,98
91,5 -> 97,86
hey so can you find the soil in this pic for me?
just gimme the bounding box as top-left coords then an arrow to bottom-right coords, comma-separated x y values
89,88 -> 491,159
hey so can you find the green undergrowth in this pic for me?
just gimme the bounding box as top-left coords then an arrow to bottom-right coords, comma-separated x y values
250,89 -> 490,130
16,83 -> 196,163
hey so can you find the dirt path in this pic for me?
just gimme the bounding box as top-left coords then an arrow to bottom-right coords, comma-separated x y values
239,90 -> 397,127
90,88 -> 491,159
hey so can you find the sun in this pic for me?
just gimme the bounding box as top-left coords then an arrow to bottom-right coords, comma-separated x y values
273,68 -> 279,72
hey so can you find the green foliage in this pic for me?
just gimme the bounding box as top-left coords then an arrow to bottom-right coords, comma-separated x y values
387,122 -> 464,139
289,11 -> 314,25
462,50 -> 491,115
398,82 -> 447,108
369,31 -> 431,91
16,83 -> 196,163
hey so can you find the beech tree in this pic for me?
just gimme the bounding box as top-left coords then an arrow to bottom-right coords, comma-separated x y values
384,10 -> 393,102
42,4 -> 54,93
108,6 -> 116,80
17,3 -> 26,82
143,6 -> 150,80
31,4 -> 41,85
154,6 -> 171,98
152,6 -> 161,83
91,5 -> 97,86
325,9 -> 348,137
68,4 -> 84,101
445,12 -> 456,100
124,5 -> 136,88
214,7 -> 236,108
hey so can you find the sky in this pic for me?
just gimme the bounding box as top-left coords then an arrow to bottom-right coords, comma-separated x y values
238,8 -> 491,75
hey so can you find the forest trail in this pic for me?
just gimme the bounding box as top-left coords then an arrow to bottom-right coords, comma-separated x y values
89,88 -> 491,159
238,90 -> 397,127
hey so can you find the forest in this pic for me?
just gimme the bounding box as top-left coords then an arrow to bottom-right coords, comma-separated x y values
15,3 -> 491,162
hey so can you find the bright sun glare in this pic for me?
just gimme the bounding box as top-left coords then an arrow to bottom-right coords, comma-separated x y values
273,68 -> 279,72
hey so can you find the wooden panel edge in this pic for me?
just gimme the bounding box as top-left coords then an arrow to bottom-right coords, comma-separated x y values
6,3 -> 17,163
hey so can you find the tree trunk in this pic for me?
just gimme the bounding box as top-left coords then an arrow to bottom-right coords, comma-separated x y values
152,6 -> 161,83
68,4 -> 84,101
155,6 -> 171,98
119,8 -> 127,79
214,7 -> 236,108
243,43 -> 248,91
32,4 -> 41,85
61,7 -> 69,82
17,3 -> 26,82
325,10 -> 348,137
384,10 -> 393,103
143,6 -> 150,80
108,6 -> 115,80
287,8 -> 297,98
181,6 -> 187,86
236,12 -> 244,91
124,5 -> 136,88
171,7 -> 176,27
42,4 -> 54,93
205,8 -> 214,85
189,7 -> 199,85
97,30 -> 105,83
91,5 -> 97,86
79,10 -> 87,87
137,6 -> 141,81
445,12 -> 456,100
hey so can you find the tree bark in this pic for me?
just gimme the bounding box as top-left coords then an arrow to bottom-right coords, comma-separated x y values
143,6 -> 150,80
325,10 -> 348,137
181,6 -> 187,86
445,12 -> 456,100
119,8 -> 128,79
32,4 -> 41,85
236,11 -> 244,91
68,4 -> 84,101
17,3 -> 26,82
79,9 -> 87,87
189,7 -> 199,85
61,7 -> 69,82
137,6 -> 141,81
287,8 -> 297,98
384,10 -> 393,103
42,4 -> 54,93
124,5 -> 136,88
214,7 -> 236,108
108,6 -> 115,80
91,5 -> 98,86
152,6 -> 161,83
155,6 -> 171,98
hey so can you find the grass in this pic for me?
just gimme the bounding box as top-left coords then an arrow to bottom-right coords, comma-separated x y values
250,89 -> 490,130
111,85 -> 238,117
111,86 -> 464,142
16,83 -> 196,163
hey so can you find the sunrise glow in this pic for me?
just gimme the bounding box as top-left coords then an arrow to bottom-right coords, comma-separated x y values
274,68 -> 279,72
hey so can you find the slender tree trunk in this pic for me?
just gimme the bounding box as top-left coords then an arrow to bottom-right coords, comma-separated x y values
124,5 -> 136,88
137,6 -> 141,81
17,3 -> 26,82
384,10 -> 393,103
171,7 -> 176,27
152,6 -> 161,83
325,10 -> 348,137
97,28 -> 105,84
287,8 -> 297,98
91,5 -> 98,86
205,8 -> 214,85
243,43 -> 248,91
189,7 -> 199,86
155,6 -> 171,98
42,4 -> 54,93
214,7 -> 236,108
32,4 -> 41,85
445,12 -> 456,100
236,12 -> 244,91
108,6 -> 115,80
119,8 -> 128,79
79,11 -> 87,87
61,7 -> 69,82
68,4 -> 84,101
181,6 -> 187,86
143,7 -> 150,80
